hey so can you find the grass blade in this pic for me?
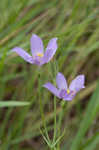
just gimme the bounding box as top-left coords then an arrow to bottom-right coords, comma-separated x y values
0,101 -> 29,107
70,80 -> 99,150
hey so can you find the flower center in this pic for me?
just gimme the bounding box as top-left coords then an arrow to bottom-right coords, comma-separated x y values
37,53 -> 44,57
67,89 -> 70,94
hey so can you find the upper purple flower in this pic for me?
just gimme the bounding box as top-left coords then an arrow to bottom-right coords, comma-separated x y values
12,34 -> 58,66
43,72 -> 85,101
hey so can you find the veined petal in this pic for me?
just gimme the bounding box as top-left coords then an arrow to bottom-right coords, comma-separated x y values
59,90 -> 76,101
12,47 -> 34,64
44,38 -> 58,63
56,72 -> 68,90
69,75 -> 85,92
43,82 -> 60,98
63,94 -> 76,101
30,34 -> 44,56
38,56 -> 46,66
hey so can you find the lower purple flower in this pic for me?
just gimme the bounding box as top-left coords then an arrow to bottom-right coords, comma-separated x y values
12,34 -> 58,66
43,72 -> 85,101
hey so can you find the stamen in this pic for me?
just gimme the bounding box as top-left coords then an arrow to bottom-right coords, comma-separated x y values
67,89 -> 70,94
37,53 -> 43,57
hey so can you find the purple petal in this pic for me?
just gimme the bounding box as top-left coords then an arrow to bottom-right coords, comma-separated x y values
43,82 -> 60,98
63,93 -> 76,101
38,56 -> 47,66
44,38 -> 58,63
30,34 -> 44,56
59,90 -> 76,101
56,72 -> 68,90
12,47 -> 34,64
59,89 -> 66,99
32,56 -> 46,66
38,56 -> 46,66
69,75 -> 85,92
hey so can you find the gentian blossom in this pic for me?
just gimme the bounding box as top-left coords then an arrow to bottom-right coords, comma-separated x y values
12,34 -> 58,66
43,72 -> 85,101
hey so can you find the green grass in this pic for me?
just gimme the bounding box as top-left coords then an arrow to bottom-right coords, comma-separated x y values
0,0 -> 99,149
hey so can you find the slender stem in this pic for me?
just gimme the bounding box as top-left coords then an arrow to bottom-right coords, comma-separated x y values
38,68 -> 50,142
49,61 -> 58,144
58,101 -> 67,132
38,69 -> 43,120
57,101 -> 67,148
53,95 -> 57,142
58,106 -> 64,130
51,147 -> 57,150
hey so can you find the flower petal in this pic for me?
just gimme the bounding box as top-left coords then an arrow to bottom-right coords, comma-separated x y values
59,90 -> 76,101
59,89 -> 66,99
44,38 -> 58,62
43,82 -> 60,98
56,72 -> 68,90
63,93 -> 76,101
38,56 -> 46,66
30,34 -> 44,56
12,47 -> 34,64
69,75 -> 85,92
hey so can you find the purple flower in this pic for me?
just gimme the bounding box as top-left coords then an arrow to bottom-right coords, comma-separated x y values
12,34 -> 58,66
43,72 -> 85,101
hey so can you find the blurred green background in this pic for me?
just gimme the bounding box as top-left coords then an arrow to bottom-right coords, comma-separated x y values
0,0 -> 99,150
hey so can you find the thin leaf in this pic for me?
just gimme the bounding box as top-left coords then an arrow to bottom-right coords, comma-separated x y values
70,80 -> 99,150
0,101 -> 29,107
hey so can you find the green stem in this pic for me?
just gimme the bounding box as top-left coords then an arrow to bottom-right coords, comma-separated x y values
51,147 -> 57,150
49,61 -> 58,144
53,95 -> 57,142
38,69 -> 50,143
57,101 -> 67,148
58,101 -> 66,130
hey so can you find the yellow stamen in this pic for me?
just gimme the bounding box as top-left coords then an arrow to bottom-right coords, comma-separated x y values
37,53 -> 43,57
67,89 -> 70,94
